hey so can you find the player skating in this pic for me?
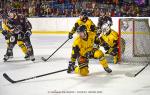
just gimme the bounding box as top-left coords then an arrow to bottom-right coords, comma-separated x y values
68,10 -> 97,39
3,10 -> 35,61
67,25 -> 112,76
1,14 -> 28,61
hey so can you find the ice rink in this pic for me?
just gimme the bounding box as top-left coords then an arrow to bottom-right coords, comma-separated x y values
0,34 -> 150,95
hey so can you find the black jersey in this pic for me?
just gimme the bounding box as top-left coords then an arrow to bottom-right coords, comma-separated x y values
7,14 -> 32,34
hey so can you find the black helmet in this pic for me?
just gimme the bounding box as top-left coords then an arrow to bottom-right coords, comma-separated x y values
8,9 -> 16,14
80,9 -> 87,17
77,25 -> 87,33
8,9 -> 17,15
80,10 -> 88,21
2,13 -> 8,19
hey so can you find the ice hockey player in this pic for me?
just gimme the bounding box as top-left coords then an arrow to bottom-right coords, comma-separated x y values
68,10 -> 97,39
97,10 -> 112,36
3,9 -> 35,61
97,21 -> 119,64
67,25 -> 112,76
1,14 -> 28,61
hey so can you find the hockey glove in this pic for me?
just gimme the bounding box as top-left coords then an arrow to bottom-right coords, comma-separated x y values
85,51 -> 93,58
2,30 -> 11,40
67,61 -> 76,73
68,33 -> 73,39
25,30 -> 32,37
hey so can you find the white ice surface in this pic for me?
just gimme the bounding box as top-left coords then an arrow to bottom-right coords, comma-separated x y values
0,34 -> 150,95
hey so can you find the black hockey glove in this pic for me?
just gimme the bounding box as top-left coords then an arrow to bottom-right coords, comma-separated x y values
25,30 -> 32,37
2,30 -> 11,40
67,61 -> 76,73
68,33 -> 73,39
85,51 -> 93,58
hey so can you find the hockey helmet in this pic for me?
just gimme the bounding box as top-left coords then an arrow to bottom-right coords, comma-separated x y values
77,25 -> 87,33
80,10 -> 88,21
77,25 -> 87,39
80,9 -> 87,17
8,9 -> 17,18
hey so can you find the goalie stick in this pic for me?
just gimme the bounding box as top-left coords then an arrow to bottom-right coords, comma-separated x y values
3,68 -> 68,83
41,38 -> 70,61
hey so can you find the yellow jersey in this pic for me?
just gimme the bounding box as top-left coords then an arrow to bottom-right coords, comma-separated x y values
70,18 -> 97,34
101,29 -> 118,47
2,20 -> 10,31
72,32 -> 96,56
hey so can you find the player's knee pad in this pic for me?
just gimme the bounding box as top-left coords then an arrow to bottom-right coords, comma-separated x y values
77,56 -> 89,76
80,67 -> 89,76
17,41 -> 28,54
99,57 -> 108,68
75,66 -> 89,76
94,50 -> 104,59
17,41 -> 25,47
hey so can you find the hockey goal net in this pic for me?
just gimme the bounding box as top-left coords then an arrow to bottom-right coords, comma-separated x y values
119,18 -> 150,63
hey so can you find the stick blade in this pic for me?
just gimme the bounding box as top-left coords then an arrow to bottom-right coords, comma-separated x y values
41,57 -> 47,61
3,73 -> 16,83
125,73 -> 136,77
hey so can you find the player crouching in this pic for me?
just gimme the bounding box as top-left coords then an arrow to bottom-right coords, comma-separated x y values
67,25 -> 112,76
97,21 -> 119,64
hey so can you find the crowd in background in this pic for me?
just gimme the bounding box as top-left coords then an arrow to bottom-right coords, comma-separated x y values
0,0 -> 150,18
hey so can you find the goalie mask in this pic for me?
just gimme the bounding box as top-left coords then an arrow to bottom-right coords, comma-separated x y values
101,22 -> 111,35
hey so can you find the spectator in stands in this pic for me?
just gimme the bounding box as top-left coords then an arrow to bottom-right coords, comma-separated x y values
0,0 -> 149,17
29,4 -> 35,17
74,9 -> 80,17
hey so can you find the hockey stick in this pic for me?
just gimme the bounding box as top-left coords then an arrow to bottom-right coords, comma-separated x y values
126,62 -> 150,77
134,62 -> 150,77
3,68 -> 68,83
41,38 -> 70,61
